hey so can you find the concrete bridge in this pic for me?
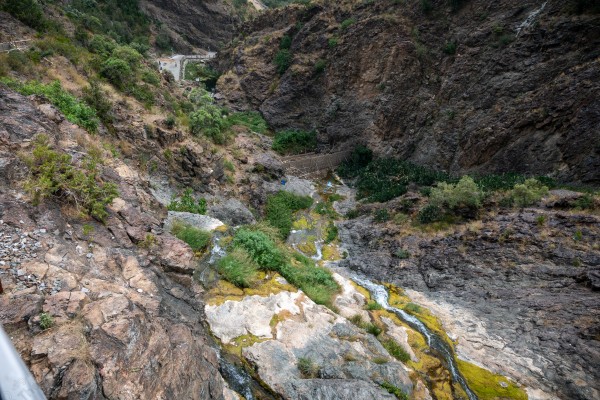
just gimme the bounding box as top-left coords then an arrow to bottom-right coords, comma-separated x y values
280,149 -> 353,178
157,52 -> 216,81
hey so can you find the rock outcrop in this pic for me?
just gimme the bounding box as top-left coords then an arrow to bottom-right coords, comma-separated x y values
0,87 -> 233,399
338,201 -> 600,400
216,1 -> 600,183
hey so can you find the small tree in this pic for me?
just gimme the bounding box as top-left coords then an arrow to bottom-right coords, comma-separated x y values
101,57 -> 133,89
509,178 -> 549,207
429,176 -> 484,219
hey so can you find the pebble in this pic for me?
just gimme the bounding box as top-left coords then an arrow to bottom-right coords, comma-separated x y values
86,253 -> 93,259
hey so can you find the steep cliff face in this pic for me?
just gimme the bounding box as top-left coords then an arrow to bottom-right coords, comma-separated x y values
141,0 -> 241,51
216,0 -> 600,183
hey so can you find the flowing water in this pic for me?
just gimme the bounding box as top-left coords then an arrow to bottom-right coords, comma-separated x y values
351,275 -> 478,400
516,1 -> 547,36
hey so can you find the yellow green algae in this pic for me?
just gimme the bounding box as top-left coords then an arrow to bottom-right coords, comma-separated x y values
292,216 -> 314,230
206,272 -> 296,306
457,359 -> 528,400
321,243 -> 342,261
222,333 -> 269,357
297,241 -> 317,256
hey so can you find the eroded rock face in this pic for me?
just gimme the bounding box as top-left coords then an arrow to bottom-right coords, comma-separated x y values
338,207 -> 600,400
0,87 -> 230,400
216,2 -> 600,183
205,279 -> 413,400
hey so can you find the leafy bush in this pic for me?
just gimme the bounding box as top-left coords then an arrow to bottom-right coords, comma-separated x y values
265,191 -> 313,238
272,130 -> 317,155
356,159 -> 446,203
328,37 -> 338,47
381,339 -> 410,362
184,64 -> 220,90
417,204 -> 442,224
274,49 -> 292,75
3,79 -> 99,133
216,248 -> 258,288
189,105 -> 228,144
324,221 -> 338,243
83,80 -> 113,126
168,188 -> 207,214
88,35 -> 117,58
1,0 -> 47,31
337,145 -> 373,178
366,301 -> 382,310
280,34 -> 292,50
506,178 -> 549,207
112,45 -> 143,69
171,221 -> 212,252
395,249 -> 410,259
365,323 -> 382,336
340,18 -> 356,29
225,111 -> 268,134
23,135 -> 118,222
232,228 -> 339,307
100,57 -> 133,89
429,176 -> 484,216
314,59 -> 327,73
39,312 -> 54,330
374,209 -> 390,222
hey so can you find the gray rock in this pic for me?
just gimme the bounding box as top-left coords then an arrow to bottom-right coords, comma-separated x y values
264,176 -> 316,198
163,211 -> 224,232
208,198 -> 255,226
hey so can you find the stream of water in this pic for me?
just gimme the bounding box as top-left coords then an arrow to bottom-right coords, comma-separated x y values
351,275 -> 478,400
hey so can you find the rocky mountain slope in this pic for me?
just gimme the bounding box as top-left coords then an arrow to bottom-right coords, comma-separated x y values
215,0 -> 600,183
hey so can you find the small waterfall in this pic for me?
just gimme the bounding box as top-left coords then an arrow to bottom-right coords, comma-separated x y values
516,2 -> 547,37
352,276 -> 479,400
219,358 -> 255,400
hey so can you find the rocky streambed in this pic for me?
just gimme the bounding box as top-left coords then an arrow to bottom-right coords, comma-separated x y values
198,177 -> 547,400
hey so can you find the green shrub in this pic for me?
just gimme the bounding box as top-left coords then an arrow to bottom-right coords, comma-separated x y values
574,194 -> 596,210
265,191 -> 314,238
2,0 -> 47,30
171,221 -> 212,252
507,178 -> 549,207
189,105 -> 228,144
355,158 -> 450,203
429,176 -> 484,217
443,41 -> 457,55
297,357 -> 319,378
345,209 -> 361,219
168,188 -> 207,214
374,209 -> 390,222
404,303 -> 422,313
366,301 -> 382,310
324,221 -> 338,243
100,57 -> 133,89
83,80 -> 113,126
39,312 -> 54,330
141,69 -> 161,86
3,79 -> 99,133
225,111 -> 268,134
272,130 -> 317,155
88,35 -> 117,58
381,338 -> 410,362
280,34 -> 292,50
337,145 -> 373,178
232,228 -> 339,307
328,37 -> 338,47
274,49 -> 292,75
365,323 -> 382,336
112,45 -> 143,69
381,381 -> 409,400
23,135 -> 118,222
216,248 -> 258,288
314,59 -> 327,73
395,249 -> 410,259
417,204 -> 442,223
340,18 -> 356,29
420,0 -> 433,14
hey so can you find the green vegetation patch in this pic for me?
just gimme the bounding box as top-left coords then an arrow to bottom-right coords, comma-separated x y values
3,79 -> 99,133
232,227 -> 339,307
168,188 -> 207,214
380,338 -> 410,362
23,135 -> 118,222
225,111 -> 268,134
272,129 -> 317,155
381,381 -> 409,400
265,191 -> 314,239
171,221 -> 212,252
216,248 -> 259,288
457,359 -> 527,400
